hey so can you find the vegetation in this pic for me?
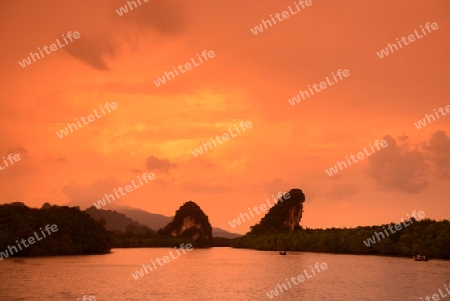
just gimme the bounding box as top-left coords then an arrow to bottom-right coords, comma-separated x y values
0,203 -> 111,256
86,206 -> 239,238
249,188 -> 305,235
158,201 -> 213,248
85,206 -> 148,234
110,232 -> 193,248
109,233 -> 232,248
231,187 -> 450,259
231,219 -> 450,259
87,201 -> 220,249
4,196 -> 448,259
0,201 -> 225,258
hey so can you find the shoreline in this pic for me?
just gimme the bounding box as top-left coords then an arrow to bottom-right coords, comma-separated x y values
3,247 -> 449,261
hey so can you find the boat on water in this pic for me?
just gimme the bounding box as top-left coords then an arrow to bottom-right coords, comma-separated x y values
413,255 -> 428,261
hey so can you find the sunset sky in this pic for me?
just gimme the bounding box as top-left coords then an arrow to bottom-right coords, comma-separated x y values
1,0 -> 449,234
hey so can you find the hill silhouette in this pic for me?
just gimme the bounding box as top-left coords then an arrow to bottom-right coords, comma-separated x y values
0,203 -> 110,257
85,206 -> 153,235
88,205 -> 241,238
158,201 -> 213,247
111,205 -> 172,230
249,188 -> 305,235
231,188 -> 450,259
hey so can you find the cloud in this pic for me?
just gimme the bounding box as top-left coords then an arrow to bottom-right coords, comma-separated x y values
349,131 -> 450,194
424,131 -> 450,179
326,184 -> 360,201
367,135 -> 429,193
61,178 -> 121,208
0,146 -> 35,178
64,34 -> 121,70
116,0 -> 187,36
262,177 -> 292,194
146,155 -> 176,173
397,132 -> 409,142
94,78 -> 200,96
3,146 -> 32,165
5,147 -> 28,157
56,158 -> 67,163
181,182 -> 230,193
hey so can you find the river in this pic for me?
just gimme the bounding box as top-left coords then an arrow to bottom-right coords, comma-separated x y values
1,248 -> 449,300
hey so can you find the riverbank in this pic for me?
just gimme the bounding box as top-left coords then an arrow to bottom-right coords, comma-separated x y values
229,219 -> 450,259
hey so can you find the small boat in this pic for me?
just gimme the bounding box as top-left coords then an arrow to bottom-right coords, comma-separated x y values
279,251 -> 286,255
413,255 -> 428,261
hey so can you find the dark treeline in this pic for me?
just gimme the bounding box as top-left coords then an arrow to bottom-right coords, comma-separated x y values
111,233 -> 193,248
230,219 -> 450,259
0,203 -> 111,257
110,233 -> 230,248
0,202 -> 215,259
4,202 -> 448,259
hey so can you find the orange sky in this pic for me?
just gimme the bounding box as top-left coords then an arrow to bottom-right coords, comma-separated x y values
1,0 -> 449,234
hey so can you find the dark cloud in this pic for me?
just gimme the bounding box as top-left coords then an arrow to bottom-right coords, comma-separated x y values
116,0 -> 187,36
64,34 -> 121,70
65,0 -> 188,71
146,155 -> 176,173
6,147 -> 28,156
0,0 -> 188,71
4,147 -> 31,164
334,132 -> 450,195
424,131 -> 450,179
367,135 -> 429,193
397,132 -> 409,142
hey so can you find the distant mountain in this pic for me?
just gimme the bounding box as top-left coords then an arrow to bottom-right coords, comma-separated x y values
211,227 -> 241,239
84,206 -> 153,235
110,205 -> 242,238
110,205 -> 172,231
85,207 -> 136,232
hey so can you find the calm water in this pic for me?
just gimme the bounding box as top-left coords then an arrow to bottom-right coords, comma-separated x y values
1,248 -> 449,300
